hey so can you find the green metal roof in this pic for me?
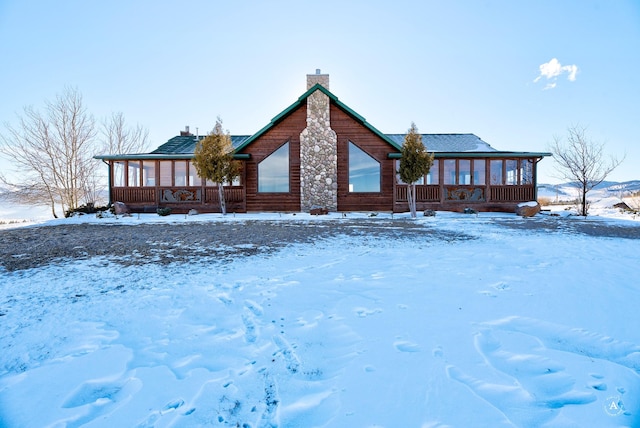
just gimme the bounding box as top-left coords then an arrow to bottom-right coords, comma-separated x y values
95,135 -> 252,160
95,84 -> 550,162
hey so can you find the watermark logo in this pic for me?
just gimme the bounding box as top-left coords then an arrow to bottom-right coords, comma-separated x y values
604,396 -> 624,417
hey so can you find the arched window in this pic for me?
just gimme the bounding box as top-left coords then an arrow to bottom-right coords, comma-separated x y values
349,142 -> 380,192
258,142 -> 289,192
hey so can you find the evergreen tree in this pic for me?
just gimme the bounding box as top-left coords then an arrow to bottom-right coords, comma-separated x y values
399,123 -> 434,218
192,118 -> 240,215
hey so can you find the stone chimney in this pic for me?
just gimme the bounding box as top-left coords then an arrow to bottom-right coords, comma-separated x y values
307,68 -> 330,90
300,70 -> 338,211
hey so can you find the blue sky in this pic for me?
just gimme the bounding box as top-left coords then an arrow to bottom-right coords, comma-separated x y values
1,0 -> 639,183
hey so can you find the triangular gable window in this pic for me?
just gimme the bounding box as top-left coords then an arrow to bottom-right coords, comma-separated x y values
258,142 -> 290,192
348,142 -> 380,192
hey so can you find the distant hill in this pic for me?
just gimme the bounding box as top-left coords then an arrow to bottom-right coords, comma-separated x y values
538,180 -> 640,204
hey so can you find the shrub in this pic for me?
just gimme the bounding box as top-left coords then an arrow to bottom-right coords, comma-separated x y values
157,207 -> 172,216
65,203 -> 109,218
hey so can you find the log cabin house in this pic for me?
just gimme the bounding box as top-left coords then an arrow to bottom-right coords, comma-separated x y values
95,71 -> 551,214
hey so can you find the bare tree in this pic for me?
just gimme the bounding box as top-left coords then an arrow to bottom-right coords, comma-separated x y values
549,125 -> 624,216
0,87 -> 96,217
101,111 -> 150,155
85,111 -> 151,205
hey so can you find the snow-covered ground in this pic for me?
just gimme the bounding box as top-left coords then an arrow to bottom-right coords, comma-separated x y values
1,202 -> 639,427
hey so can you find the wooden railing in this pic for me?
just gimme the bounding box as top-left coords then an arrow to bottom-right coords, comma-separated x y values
205,186 -> 245,203
112,186 -> 246,205
490,185 -> 535,201
395,184 -> 535,204
112,187 -> 155,203
395,185 -> 440,202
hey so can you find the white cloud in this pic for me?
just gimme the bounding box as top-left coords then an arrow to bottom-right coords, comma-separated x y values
533,58 -> 579,88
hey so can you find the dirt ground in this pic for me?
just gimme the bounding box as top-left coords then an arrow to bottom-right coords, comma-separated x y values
1,216 -> 637,272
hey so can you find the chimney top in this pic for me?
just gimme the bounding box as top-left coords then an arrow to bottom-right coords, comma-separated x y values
180,125 -> 193,136
307,70 -> 329,90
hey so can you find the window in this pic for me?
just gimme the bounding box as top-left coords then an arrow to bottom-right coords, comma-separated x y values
128,161 -> 140,186
426,159 -> 439,185
206,176 -> 240,187
349,142 -> 380,192
490,160 -> 503,185
259,142 -> 289,192
506,159 -> 518,185
521,159 -> 533,184
443,160 -> 456,185
159,161 -> 172,186
114,161 -> 125,187
174,161 -> 187,186
143,161 -> 155,186
458,160 -> 471,185
189,162 -> 201,186
395,160 -> 424,185
473,160 -> 485,185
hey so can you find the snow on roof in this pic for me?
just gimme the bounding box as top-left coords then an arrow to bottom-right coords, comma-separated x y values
385,133 -> 497,152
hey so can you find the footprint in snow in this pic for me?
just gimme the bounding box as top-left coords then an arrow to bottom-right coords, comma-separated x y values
448,316 -> 640,426
394,340 -> 421,353
242,312 -> 257,343
273,335 -> 301,374
244,299 -> 264,317
354,307 -> 382,318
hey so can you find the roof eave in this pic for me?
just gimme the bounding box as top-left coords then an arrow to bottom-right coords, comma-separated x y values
388,152 -> 552,159
95,153 -> 251,161
434,151 -> 552,158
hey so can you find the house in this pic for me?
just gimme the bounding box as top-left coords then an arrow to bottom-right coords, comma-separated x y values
95,71 -> 551,214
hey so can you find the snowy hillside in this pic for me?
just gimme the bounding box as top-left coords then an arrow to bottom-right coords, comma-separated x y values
538,180 -> 640,208
0,210 -> 639,427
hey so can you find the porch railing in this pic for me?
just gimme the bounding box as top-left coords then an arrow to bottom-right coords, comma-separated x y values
395,184 -> 536,203
490,185 -> 535,201
205,186 -> 245,203
111,186 -> 245,205
112,187 -> 155,203
395,185 -> 440,202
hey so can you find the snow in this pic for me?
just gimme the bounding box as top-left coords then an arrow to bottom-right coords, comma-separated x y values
517,201 -> 539,208
1,205 -> 640,427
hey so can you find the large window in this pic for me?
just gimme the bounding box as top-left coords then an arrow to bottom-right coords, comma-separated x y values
490,159 -> 533,185
188,161 -> 201,186
174,161 -> 187,186
349,142 -> 380,192
427,159 -> 439,185
521,159 -> 533,184
490,160 -> 503,185
114,161 -> 125,187
443,160 -> 456,185
505,159 -> 518,185
143,161 -> 155,186
159,161 -> 172,186
473,160 -> 485,185
443,159 -> 485,185
128,161 -> 141,186
395,160 -> 424,185
258,142 -> 289,192
395,159 -> 438,185
458,160 -> 471,185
